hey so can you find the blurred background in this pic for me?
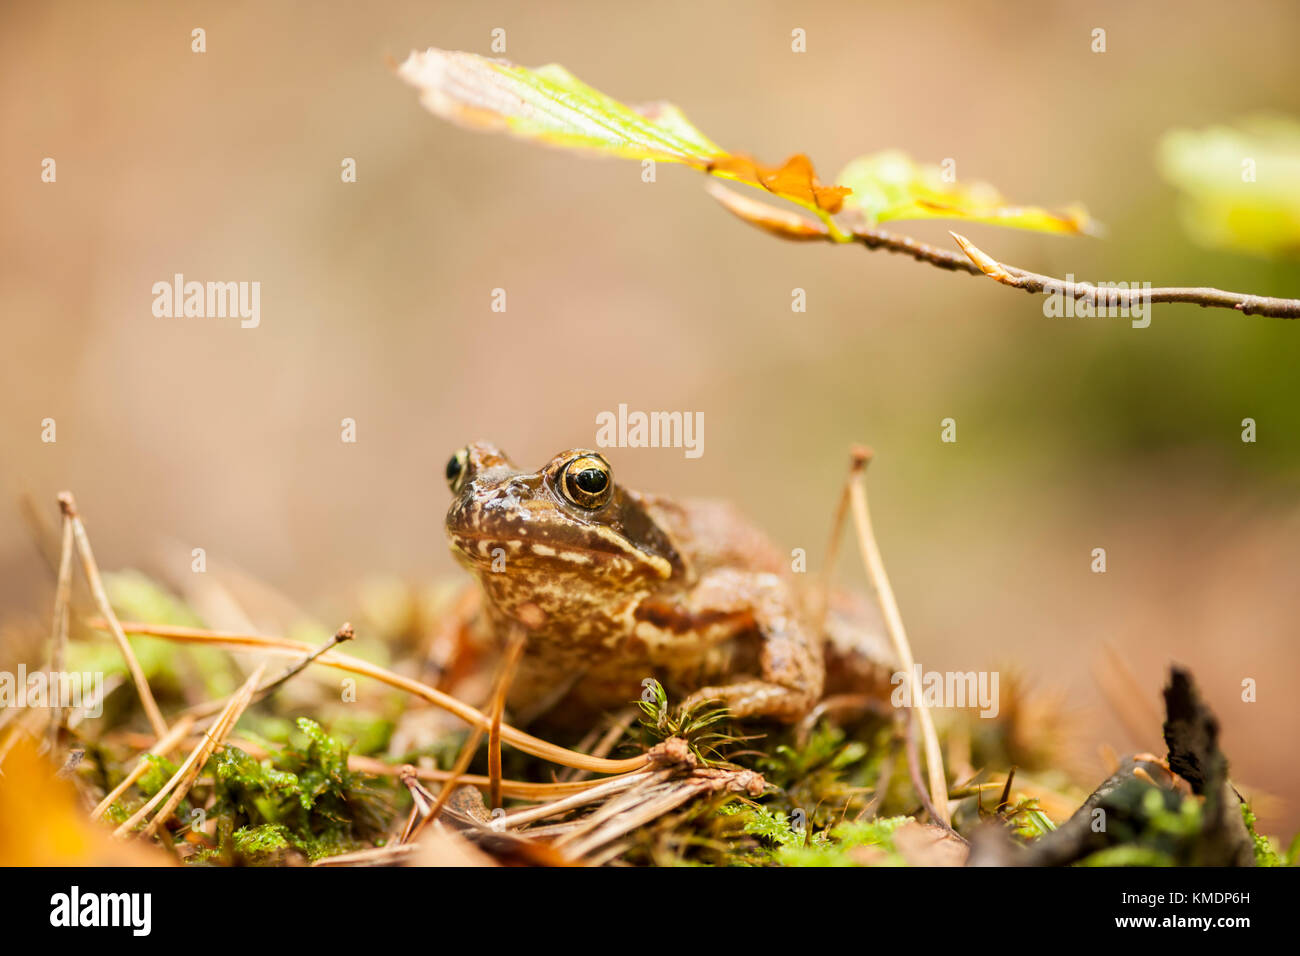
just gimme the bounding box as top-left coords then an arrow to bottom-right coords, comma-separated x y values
2,1 -> 1298,832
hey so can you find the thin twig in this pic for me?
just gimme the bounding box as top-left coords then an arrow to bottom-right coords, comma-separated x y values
181,622 -> 356,721
410,724 -> 485,843
409,633 -> 528,843
557,708 -> 637,784
497,771 -> 655,829
106,731 -> 629,802
60,493 -> 169,738
903,708 -> 942,823
90,618 -> 648,776
254,622 -> 355,702
45,507 -> 75,748
951,231 -> 1300,318
346,755 -> 637,801
398,766 -> 437,844
488,631 -> 527,811
857,226 -> 983,274
846,448 -> 950,825
708,182 -> 1300,318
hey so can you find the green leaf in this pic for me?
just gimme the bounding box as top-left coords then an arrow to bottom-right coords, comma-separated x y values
836,149 -> 1094,234
398,50 -> 720,162
396,48 -> 850,215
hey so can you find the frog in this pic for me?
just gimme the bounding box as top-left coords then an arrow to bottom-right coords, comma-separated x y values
442,440 -> 895,726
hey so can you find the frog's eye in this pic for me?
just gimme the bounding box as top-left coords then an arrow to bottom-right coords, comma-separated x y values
445,448 -> 469,493
562,455 -> 612,509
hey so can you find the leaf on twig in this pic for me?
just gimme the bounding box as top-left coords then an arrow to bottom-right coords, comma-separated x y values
397,49 -> 1095,238
705,181 -> 830,241
395,47 -> 849,214
835,150 -> 1095,235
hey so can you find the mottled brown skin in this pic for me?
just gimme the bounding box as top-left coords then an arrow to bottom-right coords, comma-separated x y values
444,441 -> 890,725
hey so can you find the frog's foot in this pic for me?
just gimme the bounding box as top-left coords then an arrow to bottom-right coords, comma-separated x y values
681,679 -> 817,723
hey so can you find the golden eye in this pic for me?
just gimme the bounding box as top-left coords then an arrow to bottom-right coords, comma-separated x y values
562,455 -> 612,509
445,447 -> 469,493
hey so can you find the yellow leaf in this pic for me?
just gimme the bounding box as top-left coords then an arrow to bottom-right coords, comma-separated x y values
837,150 -> 1095,235
0,737 -> 171,866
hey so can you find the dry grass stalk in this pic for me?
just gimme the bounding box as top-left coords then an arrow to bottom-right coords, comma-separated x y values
94,618 -> 647,776
397,766 -> 437,844
552,738 -> 766,863
181,622 -> 356,720
487,631 -> 527,810
112,664 -> 264,840
45,507 -> 76,747
410,632 -> 527,842
556,708 -> 637,784
137,664 -> 265,841
348,755 -> 636,801
498,770 -> 655,829
104,737 -> 629,802
60,492 -> 168,738
845,449 -> 950,824
90,714 -> 196,821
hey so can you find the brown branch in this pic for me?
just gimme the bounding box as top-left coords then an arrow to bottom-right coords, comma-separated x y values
857,226 -> 984,274
951,232 -> 1300,318
707,182 -> 1300,318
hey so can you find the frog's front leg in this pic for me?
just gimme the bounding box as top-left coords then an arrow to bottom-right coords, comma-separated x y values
659,569 -> 824,722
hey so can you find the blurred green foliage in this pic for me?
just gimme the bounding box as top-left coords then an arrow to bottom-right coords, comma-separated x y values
1160,116 -> 1300,259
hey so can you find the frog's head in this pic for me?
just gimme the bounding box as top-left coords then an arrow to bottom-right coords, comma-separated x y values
443,441 -> 683,588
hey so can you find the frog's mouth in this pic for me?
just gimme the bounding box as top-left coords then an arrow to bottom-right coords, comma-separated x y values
447,531 -> 599,571
446,530 -> 673,580
446,532 -> 514,570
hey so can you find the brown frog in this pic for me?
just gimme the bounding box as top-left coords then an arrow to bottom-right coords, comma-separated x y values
443,441 -> 893,725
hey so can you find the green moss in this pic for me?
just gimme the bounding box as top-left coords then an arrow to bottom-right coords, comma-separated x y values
1241,803 -> 1285,867
636,680 -> 735,765
718,800 -> 915,867
136,754 -> 179,797
194,718 -> 391,864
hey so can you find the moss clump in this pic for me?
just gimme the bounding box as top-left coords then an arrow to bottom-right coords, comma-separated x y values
194,718 -> 391,864
720,804 -> 914,866
1241,804 -> 1285,867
